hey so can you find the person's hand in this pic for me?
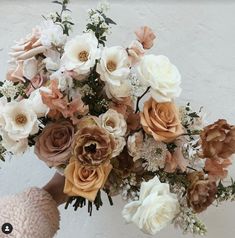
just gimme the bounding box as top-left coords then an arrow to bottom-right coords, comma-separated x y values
43,172 -> 68,206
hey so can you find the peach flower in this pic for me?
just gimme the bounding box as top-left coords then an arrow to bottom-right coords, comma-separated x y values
72,117 -> 115,166
135,26 -> 156,49
200,119 -> 235,159
40,80 -> 88,120
64,158 -> 112,201
140,97 -> 183,143
35,121 -> 74,167
204,157 -> 232,181
127,40 -> 145,65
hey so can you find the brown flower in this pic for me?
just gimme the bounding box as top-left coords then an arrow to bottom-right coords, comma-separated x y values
187,172 -> 217,213
140,97 -> 183,142
200,119 -> 235,159
135,26 -> 156,49
72,117 -> 115,166
35,120 -> 74,167
64,158 -> 112,201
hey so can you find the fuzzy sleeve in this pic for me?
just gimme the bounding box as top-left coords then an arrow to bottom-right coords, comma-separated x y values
0,187 -> 60,238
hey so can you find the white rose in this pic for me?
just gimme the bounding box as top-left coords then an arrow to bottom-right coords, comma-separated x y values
122,176 -> 179,235
0,100 -> 39,140
105,81 -> 131,99
28,88 -> 49,117
127,131 -> 143,161
1,132 -> 28,155
97,46 -> 130,86
40,20 -> 66,47
100,109 -> 127,137
62,32 -> 100,75
112,136 -> 126,158
137,55 -> 182,102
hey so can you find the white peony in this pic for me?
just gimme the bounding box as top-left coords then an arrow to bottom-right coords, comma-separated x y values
28,88 -> 49,117
62,32 -> 100,75
137,55 -> 182,102
40,20 -> 66,47
1,132 -> 28,155
96,46 -> 130,86
0,100 -> 39,140
122,176 -> 179,235
99,109 -> 127,137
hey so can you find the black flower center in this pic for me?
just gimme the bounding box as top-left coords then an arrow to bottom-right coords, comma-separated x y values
85,143 -> 97,154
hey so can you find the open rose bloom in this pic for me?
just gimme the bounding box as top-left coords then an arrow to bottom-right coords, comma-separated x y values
1,1 -> 235,237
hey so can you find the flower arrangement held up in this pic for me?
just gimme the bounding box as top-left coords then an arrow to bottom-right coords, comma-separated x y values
0,0 -> 235,236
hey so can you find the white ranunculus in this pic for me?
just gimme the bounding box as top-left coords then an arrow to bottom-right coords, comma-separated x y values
137,55 -> 182,102
0,100 -> 39,140
1,132 -> 28,155
40,20 -> 66,47
105,80 -> 131,99
62,32 -> 100,75
28,88 -> 49,117
122,176 -> 179,235
112,136 -> 126,158
100,109 -> 127,137
96,46 -> 130,86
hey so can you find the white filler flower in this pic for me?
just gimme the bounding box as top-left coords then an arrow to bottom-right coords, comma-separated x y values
137,54 -> 182,102
62,32 -> 100,75
122,176 -> 179,235
0,100 -> 39,140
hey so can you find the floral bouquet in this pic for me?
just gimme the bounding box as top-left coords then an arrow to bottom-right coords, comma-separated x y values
1,0 -> 235,236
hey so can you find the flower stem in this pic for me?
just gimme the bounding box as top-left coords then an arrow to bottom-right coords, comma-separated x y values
135,86 -> 150,113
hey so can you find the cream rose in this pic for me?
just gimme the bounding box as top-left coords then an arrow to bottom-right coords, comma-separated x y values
127,131 -> 143,161
137,55 -> 182,102
96,46 -> 130,86
105,80 -> 131,99
0,100 -> 38,140
62,32 -> 100,75
99,109 -> 127,137
122,176 -> 179,235
112,136 -> 126,158
64,158 -> 112,201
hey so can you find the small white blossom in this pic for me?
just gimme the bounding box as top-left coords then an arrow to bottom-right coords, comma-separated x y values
98,0 -> 110,12
0,81 -> 18,99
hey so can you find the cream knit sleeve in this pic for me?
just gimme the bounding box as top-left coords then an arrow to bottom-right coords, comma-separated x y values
0,187 -> 60,238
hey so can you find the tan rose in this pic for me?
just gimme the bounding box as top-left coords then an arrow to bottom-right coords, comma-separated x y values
187,172 -> 217,213
35,120 -> 74,167
140,97 -> 183,142
64,158 -> 112,201
72,117 -> 115,166
200,119 -> 235,159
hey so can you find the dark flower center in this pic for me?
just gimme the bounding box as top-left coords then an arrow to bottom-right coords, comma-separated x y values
85,143 -> 97,153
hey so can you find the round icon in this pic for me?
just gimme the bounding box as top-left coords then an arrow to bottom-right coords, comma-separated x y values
1,223 -> 13,234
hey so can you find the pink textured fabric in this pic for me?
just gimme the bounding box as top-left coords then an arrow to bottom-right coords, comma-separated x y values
0,187 -> 60,238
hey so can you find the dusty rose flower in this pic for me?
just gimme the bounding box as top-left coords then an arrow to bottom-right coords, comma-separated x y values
204,157 -> 232,181
41,80 -> 88,120
35,120 -> 74,167
140,97 -> 183,143
127,40 -> 145,65
200,119 -> 235,159
187,172 -> 217,213
64,158 -> 112,201
25,74 -> 46,96
135,26 -> 156,49
72,117 -> 115,166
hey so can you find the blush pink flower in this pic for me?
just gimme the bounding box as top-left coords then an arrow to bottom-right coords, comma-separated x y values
127,40 -> 145,65
135,26 -> 156,49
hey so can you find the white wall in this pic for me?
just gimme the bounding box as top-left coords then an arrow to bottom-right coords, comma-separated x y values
0,0 -> 235,237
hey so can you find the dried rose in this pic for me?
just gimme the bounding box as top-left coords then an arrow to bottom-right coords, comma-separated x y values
187,172 -> 217,213
35,120 -> 74,167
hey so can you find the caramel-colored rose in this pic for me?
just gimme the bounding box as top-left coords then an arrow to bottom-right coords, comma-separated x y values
187,172 -> 217,213
64,158 -> 112,201
72,117 -> 115,166
35,120 -> 74,167
200,119 -> 235,159
140,97 -> 183,142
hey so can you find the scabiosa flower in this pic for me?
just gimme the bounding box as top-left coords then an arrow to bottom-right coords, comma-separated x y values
141,137 -> 168,171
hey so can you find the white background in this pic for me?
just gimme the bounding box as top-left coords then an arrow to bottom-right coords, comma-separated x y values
0,0 -> 235,237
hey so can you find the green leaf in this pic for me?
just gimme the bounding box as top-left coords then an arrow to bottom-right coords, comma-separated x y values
62,20 -> 74,25
52,0 -> 63,5
105,17 -> 116,25
188,112 -> 200,118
